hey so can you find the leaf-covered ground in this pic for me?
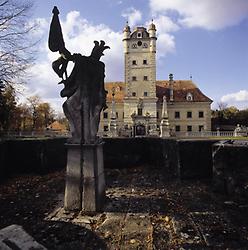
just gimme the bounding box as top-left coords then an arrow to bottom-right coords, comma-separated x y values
0,166 -> 247,249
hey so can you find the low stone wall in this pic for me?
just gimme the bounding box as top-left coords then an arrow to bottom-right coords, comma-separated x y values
103,138 -> 218,179
0,138 -> 67,180
103,138 -> 179,177
103,138 -> 148,168
1,137 -> 220,181
177,139 -> 219,179
213,141 -> 248,198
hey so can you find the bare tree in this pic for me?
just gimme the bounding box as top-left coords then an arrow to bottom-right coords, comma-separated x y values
217,102 -> 228,111
0,0 -> 37,85
27,95 -> 40,129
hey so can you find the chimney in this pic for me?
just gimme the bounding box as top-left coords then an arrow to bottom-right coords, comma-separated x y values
169,73 -> 174,102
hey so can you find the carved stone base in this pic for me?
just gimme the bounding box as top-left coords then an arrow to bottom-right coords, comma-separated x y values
82,143 -> 105,212
64,144 -> 82,211
64,143 -> 105,212
160,124 -> 170,137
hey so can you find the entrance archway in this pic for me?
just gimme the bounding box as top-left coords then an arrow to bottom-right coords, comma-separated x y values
135,124 -> 146,136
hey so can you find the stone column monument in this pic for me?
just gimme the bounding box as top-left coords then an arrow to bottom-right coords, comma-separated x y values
48,6 -> 109,212
160,96 -> 170,137
109,87 -> 118,137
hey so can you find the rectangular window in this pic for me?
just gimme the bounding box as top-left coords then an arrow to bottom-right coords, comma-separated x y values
187,125 -> 192,132
104,125 -> 108,131
187,111 -> 192,118
143,59 -> 147,65
123,112 -> 124,118
144,91 -> 148,97
144,76 -> 148,81
138,108 -> 142,116
157,111 -> 159,118
132,60 -> 137,65
116,112 -> 118,118
175,111 -> 180,119
199,125 -> 204,132
103,112 -> 108,119
137,32 -> 142,38
132,76 -> 137,81
199,111 -> 204,118
175,125 -> 180,132
132,92 -> 136,97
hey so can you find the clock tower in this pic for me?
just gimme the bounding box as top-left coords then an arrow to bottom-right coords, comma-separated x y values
123,22 -> 157,134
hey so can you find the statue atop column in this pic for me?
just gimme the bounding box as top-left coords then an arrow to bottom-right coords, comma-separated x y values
48,6 -> 109,144
48,6 -> 108,212
160,95 -> 170,137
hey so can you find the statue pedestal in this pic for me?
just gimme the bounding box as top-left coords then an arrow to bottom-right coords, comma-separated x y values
64,143 -> 105,212
160,120 -> 170,138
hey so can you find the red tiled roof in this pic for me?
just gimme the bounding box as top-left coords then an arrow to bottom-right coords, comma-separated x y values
156,80 -> 213,102
105,82 -> 125,102
105,80 -> 212,103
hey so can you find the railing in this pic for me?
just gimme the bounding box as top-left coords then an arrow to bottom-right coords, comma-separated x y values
100,130 -> 240,138
0,130 -> 70,138
3,130 -> 244,139
174,131 -> 236,138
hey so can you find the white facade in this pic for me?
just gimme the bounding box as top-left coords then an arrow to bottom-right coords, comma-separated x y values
123,24 -> 158,130
99,23 -> 212,137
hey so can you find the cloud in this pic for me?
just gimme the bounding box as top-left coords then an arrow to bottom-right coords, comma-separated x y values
150,0 -> 248,30
121,7 -> 142,27
156,33 -> 176,58
145,15 -> 178,58
24,9 -> 177,113
152,15 -> 179,33
25,11 -> 123,113
221,90 -> 248,103
29,18 -> 49,37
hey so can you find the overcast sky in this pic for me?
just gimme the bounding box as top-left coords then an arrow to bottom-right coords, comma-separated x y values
23,0 -> 248,112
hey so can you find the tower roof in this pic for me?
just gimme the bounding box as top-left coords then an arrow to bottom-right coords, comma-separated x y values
130,27 -> 149,39
123,22 -> 130,32
148,21 -> 156,31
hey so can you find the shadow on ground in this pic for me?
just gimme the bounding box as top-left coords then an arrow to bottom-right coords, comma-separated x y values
1,165 -> 248,249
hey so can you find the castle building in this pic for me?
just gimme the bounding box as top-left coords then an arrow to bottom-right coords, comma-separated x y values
99,23 -> 212,136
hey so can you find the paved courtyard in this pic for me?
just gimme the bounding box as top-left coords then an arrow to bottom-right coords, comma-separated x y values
1,165 -> 248,249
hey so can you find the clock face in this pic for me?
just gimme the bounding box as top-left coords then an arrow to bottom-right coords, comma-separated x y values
132,43 -> 137,49
143,43 -> 148,48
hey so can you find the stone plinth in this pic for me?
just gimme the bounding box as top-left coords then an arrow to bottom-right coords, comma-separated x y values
64,143 -> 105,212
160,120 -> 170,137
82,143 -> 105,211
109,119 -> 118,137
64,144 -> 82,211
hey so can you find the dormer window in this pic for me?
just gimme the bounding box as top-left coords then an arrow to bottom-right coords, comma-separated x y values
186,93 -> 193,101
137,32 -> 142,38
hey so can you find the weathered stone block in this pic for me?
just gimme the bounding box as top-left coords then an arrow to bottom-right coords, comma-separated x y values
0,225 -> 46,250
82,143 -> 105,211
64,144 -> 82,211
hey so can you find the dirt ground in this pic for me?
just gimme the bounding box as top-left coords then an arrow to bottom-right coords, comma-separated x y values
0,165 -> 247,249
